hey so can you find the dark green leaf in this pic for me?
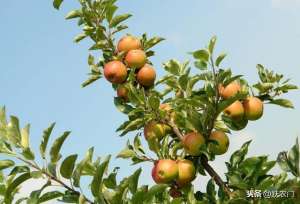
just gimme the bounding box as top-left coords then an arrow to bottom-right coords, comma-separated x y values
269,98 -> 294,108
60,154 -> 78,179
192,49 -> 209,62
53,0 -> 63,10
128,168 -> 142,194
216,53 -> 227,67
50,131 -> 70,164
39,191 -> 64,203
110,14 -> 132,28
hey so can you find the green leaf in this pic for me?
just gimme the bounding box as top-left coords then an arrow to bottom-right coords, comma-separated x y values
163,59 -> 181,76
230,140 -> 252,167
109,14 -> 132,28
288,138 -> 300,177
148,95 -> 160,110
117,148 -> 136,159
208,36 -> 217,54
128,168 -> 142,194
119,118 -> 144,136
103,167 -> 119,189
114,97 -> 134,114
215,53 -> 227,67
5,173 -> 31,203
20,124 -> 30,148
40,123 -> 55,159
144,37 -> 165,50
192,49 -> 209,62
65,10 -> 81,20
91,155 -> 111,199
144,184 -> 168,201
131,185 -> 148,204
0,106 -> 6,126
60,154 -> 78,179
7,116 -> 21,145
22,147 -> 35,160
81,75 -> 101,88
50,131 -> 70,164
53,0 -> 63,10
39,191 -> 63,203
0,160 -> 15,170
74,33 -> 87,43
269,98 -> 294,108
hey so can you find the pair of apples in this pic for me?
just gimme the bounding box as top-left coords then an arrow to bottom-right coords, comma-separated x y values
103,36 -> 156,88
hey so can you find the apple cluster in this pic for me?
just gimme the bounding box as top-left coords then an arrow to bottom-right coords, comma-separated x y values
220,81 -> 264,125
103,35 -> 156,99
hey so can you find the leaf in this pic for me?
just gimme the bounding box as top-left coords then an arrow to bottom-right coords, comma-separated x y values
144,37 -> 165,50
117,147 -> 136,159
6,116 -> 21,145
163,59 -> 181,76
81,75 -> 101,88
0,106 -> 6,126
91,155 -> 111,199
192,49 -> 209,62
0,160 -> 15,171
269,98 -> 294,108
148,95 -> 160,110
74,33 -> 87,43
103,167 -> 119,189
53,0 -> 63,10
109,14 -> 132,28
288,138 -> 300,176
20,124 -> 30,148
50,131 -> 71,164
60,154 -> 78,179
65,10 -> 81,20
144,184 -> 168,201
39,191 -> 64,203
230,140 -> 252,167
114,97 -> 134,114
215,53 -> 227,67
128,168 -> 142,194
119,118 -> 144,136
40,123 -> 55,159
22,147 -> 35,160
4,173 -> 31,203
208,36 -> 217,54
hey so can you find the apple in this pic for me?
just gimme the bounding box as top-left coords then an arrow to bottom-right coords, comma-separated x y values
209,131 -> 229,155
117,35 -> 141,53
243,97 -> 264,121
104,61 -> 127,84
219,81 -> 241,99
182,132 -> 205,156
176,159 -> 196,187
144,121 -> 166,141
125,49 -> 147,68
152,159 -> 179,184
117,85 -> 128,101
224,100 -> 244,120
137,64 -> 156,87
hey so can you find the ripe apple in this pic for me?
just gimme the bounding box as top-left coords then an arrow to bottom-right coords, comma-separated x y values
219,81 -> 241,99
224,100 -> 244,120
243,96 -> 264,121
125,49 -> 147,68
137,64 -> 156,87
152,159 -> 179,184
176,159 -> 196,187
144,121 -> 166,141
117,35 -> 141,53
182,132 -> 205,156
209,131 -> 229,155
117,85 -> 128,101
104,61 -> 127,84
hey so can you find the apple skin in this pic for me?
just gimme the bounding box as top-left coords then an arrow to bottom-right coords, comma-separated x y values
104,61 -> 127,84
125,49 -> 147,68
182,132 -> 205,156
152,159 -> 179,184
224,100 -> 245,120
144,121 -> 166,141
137,64 -> 156,87
219,81 -> 241,99
117,36 -> 141,53
160,103 -> 172,112
243,97 -> 264,121
209,131 -> 229,155
176,159 -> 196,187
117,85 -> 128,101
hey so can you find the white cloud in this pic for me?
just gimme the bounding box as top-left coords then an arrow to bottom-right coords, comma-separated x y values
272,0 -> 300,8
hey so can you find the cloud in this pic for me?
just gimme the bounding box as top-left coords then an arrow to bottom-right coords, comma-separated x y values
272,0 -> 300,8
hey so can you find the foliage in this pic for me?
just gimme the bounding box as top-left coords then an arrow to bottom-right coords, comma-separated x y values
0,0 -> 299,203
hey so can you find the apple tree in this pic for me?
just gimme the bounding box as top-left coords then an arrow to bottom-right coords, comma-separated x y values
0,0 -> 299,203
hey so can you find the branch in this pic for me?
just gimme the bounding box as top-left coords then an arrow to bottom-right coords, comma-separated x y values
16,156 -> 95,204
200,155 -> 232,196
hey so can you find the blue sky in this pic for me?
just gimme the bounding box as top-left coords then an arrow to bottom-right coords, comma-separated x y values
1,0 -> 300,201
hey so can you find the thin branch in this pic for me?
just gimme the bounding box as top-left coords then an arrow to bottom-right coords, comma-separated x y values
16,156 -> 95,204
